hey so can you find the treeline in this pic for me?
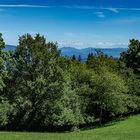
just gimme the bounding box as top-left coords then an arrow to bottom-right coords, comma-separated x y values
0,33 -> 140,131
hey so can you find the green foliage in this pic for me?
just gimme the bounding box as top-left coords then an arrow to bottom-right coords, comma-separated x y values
121,39 -> 140,73
0,33 -> 6,91
0,33 -> 5,50
126,75 -> 140,112
90,69 -> 128,120
0,99 -> 13,127
71,55 -> 76,61
86,51 -> 119,72
51,73 -> 84,127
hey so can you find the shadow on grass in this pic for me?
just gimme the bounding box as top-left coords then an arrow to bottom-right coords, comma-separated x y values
2,114 -> 138,133
80,117 -> 128,132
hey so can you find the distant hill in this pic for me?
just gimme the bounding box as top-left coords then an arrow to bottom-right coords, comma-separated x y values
5,45 -> 17,51
5,45 -> 127,60
60,47 -> 127,60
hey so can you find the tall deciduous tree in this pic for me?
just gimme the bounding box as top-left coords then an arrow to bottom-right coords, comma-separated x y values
5,34 -> 64,130
121,39 -> 140,74
89,68 -> 129,125
0,33 -> 14,128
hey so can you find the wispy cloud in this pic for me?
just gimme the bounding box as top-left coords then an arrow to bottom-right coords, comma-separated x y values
94,12 -> 105,18
0,4 -> 140,13
60,5 -> 140,12
0,4 -> 49,8
117,8 -> 140,11
107,8 -> 119,13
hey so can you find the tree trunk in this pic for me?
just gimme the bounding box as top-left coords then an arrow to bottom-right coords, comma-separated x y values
99,108 -> 102,126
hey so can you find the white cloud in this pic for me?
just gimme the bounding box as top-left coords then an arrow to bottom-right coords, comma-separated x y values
58,40 -> 127,49
95,42 -> 128,48
94,12 -> 105,18
58,40 -> 85,48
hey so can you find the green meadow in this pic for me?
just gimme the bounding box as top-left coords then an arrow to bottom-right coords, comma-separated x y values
0,115 -> 139,140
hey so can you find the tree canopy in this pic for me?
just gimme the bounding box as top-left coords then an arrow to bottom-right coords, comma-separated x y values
121,39 -> 140,74
0,33 -> 139,131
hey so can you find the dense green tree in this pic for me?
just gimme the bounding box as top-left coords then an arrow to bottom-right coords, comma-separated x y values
78,55 -> 82,62
121,39 -> 140,74
0,33 -> 14,128
88,68 -> 129,125
0,33 -> 5,91
4,34 -> 63,130
86,51 -> 119,73
71,55 -> 76,61
86,53 -> 95,68
49,72 -> 84,130
125,74 -> 140,113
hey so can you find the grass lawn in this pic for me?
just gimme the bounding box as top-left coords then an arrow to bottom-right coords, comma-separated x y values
0,115 -> 140,140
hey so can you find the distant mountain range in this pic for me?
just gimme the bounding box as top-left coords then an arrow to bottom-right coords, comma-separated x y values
5,45 -> 128,60
60,47 -> 127,59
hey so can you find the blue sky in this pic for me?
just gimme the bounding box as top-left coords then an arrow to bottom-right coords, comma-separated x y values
0,0 -> 140,48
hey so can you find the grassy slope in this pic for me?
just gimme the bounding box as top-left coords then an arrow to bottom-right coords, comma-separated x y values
0,115 -> 140,140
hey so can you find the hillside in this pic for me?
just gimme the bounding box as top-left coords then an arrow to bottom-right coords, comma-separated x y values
0,115 -> 139,140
